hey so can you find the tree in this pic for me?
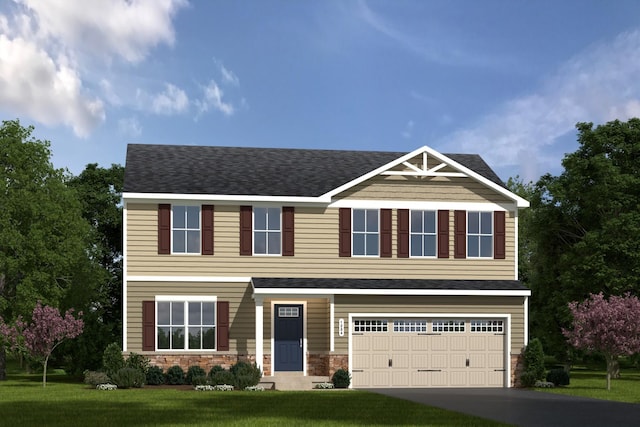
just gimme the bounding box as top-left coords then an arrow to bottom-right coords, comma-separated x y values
1,302 -> 83,386
523,118 -> 640,362
0,119 -> 92,379
62,164 -> 124,373
563,292 -> 640,391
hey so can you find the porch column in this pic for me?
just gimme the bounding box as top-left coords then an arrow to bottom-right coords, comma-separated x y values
255,296 -> 264,371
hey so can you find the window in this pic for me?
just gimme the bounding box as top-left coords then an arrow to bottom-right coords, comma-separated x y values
393,320 -> 428,332
410,210 -> 437,257
432,320 -> 465,332
157,301 -> 216,350
254,207 -> 281,255
173,205 -> 200,254
467,211 -> 492,258
354,320 -> 388,332
352,209 -> 379,256
471,320 -> 504,333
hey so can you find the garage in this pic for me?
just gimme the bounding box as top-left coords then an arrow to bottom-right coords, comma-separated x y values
351,318 -> 506,388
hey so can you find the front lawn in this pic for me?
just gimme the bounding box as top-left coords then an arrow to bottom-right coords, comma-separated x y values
0,373 -> 507,426
537,368 -> 640,403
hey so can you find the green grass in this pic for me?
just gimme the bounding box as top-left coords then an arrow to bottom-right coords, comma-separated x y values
538,368 -> 640,403
0,372 -> 507,427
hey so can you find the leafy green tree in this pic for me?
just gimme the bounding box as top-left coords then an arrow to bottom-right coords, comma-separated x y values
0,119 -> 92,379
61,164 -> 124,373
525,118 -> 640,361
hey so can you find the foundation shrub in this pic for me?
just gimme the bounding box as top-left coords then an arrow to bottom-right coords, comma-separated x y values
332,368 -> 351,388
230,361 -> 262,389
111,367 -> 145,389
102,343 -> 125,378
146,366 -> 164,386
208,365 -> 235,386
186,366 -> 207,385
164,365 -> 185,385
83,370 -> 111,386
546,368 -> 570,386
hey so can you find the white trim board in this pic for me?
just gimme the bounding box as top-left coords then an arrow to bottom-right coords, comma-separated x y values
252,288 -> 531,297
127,276 -> 251,283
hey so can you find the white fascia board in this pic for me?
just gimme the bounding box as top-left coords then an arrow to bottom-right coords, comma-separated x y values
321,145 -> 530,209
122,192 -> 330,205
329,199 -> 516,212
127,276 -> 251,283
252,288 -> 531,297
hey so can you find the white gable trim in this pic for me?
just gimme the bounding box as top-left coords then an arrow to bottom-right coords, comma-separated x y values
252,288 -> 531,297
322,145 -> 530,208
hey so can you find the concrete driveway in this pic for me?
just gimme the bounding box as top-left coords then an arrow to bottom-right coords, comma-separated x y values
369,388 -> 640,427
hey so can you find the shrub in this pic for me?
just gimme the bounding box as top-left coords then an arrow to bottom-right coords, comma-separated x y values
111,367 -> 145,389
96,384 -> 117,391
102,342 -> 125,378
186,366 -> 207,385
146,366 -> 164,385
519,371 -> 537,388
164,365 -> 185,385
546,368 -> 570,386
83,370 -> 111,386
332,368 -> 351,388
230,361 -> 262,389
191,375 -> 209,386
209,367 -> 235,386
523,338 -> 545,381
126,352 -> 150,375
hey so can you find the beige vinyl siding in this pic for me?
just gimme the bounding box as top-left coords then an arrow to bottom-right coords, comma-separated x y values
334,175 -> 512,204
126,204 -> 516,280
127,281 -> 254,353
333,295 -> 525,354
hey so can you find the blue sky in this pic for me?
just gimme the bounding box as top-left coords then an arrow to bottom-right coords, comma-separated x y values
2,1 -> 640,183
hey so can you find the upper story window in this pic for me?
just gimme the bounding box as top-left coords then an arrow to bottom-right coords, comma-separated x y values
173,205 -> 200,254
467,211 -> 492,258
157,300 -> 216,350
352,209 -> 379,256
254,207 -> 281,255
410,210 -> 436,257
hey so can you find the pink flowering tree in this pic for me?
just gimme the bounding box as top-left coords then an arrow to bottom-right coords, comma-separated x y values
1,302 -> 83,387
563,292 -> 640,390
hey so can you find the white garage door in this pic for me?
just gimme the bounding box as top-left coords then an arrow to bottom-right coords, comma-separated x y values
351,318 -> 505,388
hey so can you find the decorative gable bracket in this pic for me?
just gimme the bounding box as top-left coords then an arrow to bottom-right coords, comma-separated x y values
381,151 -> 466,178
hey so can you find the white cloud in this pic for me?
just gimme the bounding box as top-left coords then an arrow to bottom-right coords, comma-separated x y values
118,116 -> 142,138
0,0 -> 187,136
439,30 -> 640,182
195,80 -> 235,117
151,83 -> 189,115
401,120 -> 414,139
16,0 -> 188,63
220,64 -> 239,86
0,34 -> 104,137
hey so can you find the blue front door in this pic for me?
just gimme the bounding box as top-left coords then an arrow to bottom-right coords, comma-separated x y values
274,304 -> 303,371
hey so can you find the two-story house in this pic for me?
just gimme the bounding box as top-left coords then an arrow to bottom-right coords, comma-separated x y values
122,144 -> 530,388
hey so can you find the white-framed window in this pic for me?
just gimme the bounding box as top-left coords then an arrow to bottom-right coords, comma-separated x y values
254,207 -> 281,255
352,209 -> 379,256
410,210 -> 437,257
172,205 -> 200,254
468,211 -> 492,258
157,298 -> 216,350
278,306 -> 300,318
393,320 -> 428,332
354,319 -> 388,332
432,320 -> 465,332
470,320 -> 504,333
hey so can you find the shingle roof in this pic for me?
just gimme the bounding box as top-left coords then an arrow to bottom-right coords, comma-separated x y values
252,278 -> 528,291
123,144 -> 505,196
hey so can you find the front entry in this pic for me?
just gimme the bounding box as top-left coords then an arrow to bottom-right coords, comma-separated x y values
274,304 -> 303,371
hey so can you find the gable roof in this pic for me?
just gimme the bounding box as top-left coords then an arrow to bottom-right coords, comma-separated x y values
123,144 -> 506,198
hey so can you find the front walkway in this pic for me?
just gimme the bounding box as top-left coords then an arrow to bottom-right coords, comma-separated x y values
369,388 -> 640,427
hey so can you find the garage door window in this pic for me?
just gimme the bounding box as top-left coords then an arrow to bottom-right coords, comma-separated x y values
393,320 -> 427,332
432,320 -> 465,332
470,320 -> 504,332
354,319 -> 387,332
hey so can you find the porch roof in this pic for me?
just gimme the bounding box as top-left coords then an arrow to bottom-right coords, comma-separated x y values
251,278 -> 530,296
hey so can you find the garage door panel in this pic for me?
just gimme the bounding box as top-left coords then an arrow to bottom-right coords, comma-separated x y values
392,336 -> 410,351
449,336 -> 467,351
352,317 -> 507,388
372,336 -> 389,351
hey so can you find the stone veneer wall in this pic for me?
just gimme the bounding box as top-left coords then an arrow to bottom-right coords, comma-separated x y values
146,354 -> 255,372
329,354 -> 349,377
511,353 -> 525,387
